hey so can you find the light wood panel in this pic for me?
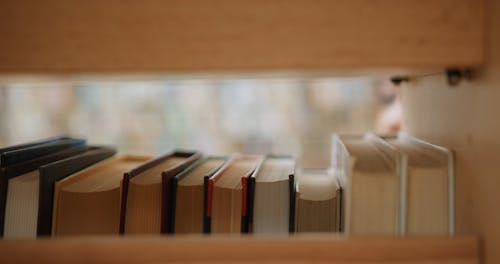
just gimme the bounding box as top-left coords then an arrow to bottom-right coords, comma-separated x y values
0,0 -> 484,73
0,236 -> 478,264
401,2 -> 500,263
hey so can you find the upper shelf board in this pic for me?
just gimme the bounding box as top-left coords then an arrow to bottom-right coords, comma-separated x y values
0,0 -> 485,73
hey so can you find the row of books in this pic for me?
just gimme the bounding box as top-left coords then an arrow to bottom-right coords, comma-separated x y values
0,133 -> 453,238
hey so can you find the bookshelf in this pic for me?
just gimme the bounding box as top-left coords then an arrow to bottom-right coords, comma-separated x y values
0,0 -> 495,263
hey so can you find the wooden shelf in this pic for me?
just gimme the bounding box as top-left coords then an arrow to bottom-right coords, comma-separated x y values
0,0 -> 495,263
0,236 -> 478,264
0,0 -> 484,73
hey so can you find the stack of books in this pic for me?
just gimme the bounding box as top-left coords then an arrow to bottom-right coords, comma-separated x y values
0,133 -> 454,238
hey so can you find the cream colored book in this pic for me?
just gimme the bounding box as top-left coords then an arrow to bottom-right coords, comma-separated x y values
295,168 -> 340,233
251,155 -> 295,234
332,133 -> 402,235
385,133 -> 454,235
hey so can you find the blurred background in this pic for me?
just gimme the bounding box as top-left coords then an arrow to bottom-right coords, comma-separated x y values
0,76 -> 401,167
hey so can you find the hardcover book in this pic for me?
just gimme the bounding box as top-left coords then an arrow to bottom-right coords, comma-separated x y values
120,151 -> 201,234
332,133 -> 402,235
171,156 -> 227,234
53,155 -> 151,236
295,168 -> 341,233
0,142 -> 88,237
204,154 -> 263,234
247,155 -> 295,234
36,146 -> 116,236
384,133 -> 454,235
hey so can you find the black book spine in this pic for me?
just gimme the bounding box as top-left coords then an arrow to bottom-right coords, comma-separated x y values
119,172 -> 130,235
161,153 -> 201,234
168,177 -> 179,234
202,176 -> 210,234
0,170 -> 8,236
244,177 -> 256,233
289,174 -> 296,233
337,187 -> 343,232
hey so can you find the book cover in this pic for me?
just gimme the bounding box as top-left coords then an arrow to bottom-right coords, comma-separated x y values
1,138 -> 86,167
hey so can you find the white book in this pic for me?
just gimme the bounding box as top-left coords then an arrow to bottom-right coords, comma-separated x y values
332,133 -> 402,235
252,155 -> 294,234
385,133 -> 454,235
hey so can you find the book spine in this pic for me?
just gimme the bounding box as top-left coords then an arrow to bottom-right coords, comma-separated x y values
336,187 -> 343,232
168,178 -> 178,234
161,152 -> 202,234
118,173 -> 130,235
288,174 -> 296,233
203,176 -> 213,234
0,172 -> 7,236
241,177 -> 248,233
247,177 -> 256,233
160,172 -> 171,234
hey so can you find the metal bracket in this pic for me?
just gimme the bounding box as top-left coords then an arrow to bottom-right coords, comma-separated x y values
446,68 -> 473,86
390,68 -> 473,87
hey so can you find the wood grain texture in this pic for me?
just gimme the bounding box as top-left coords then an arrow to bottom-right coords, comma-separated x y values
0,0 -> 484,73
0,236 -> 478,264
401,2 -> 500,263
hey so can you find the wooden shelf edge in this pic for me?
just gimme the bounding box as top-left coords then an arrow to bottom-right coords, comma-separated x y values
0,0 -> 484,73
0,235 -> 479,264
